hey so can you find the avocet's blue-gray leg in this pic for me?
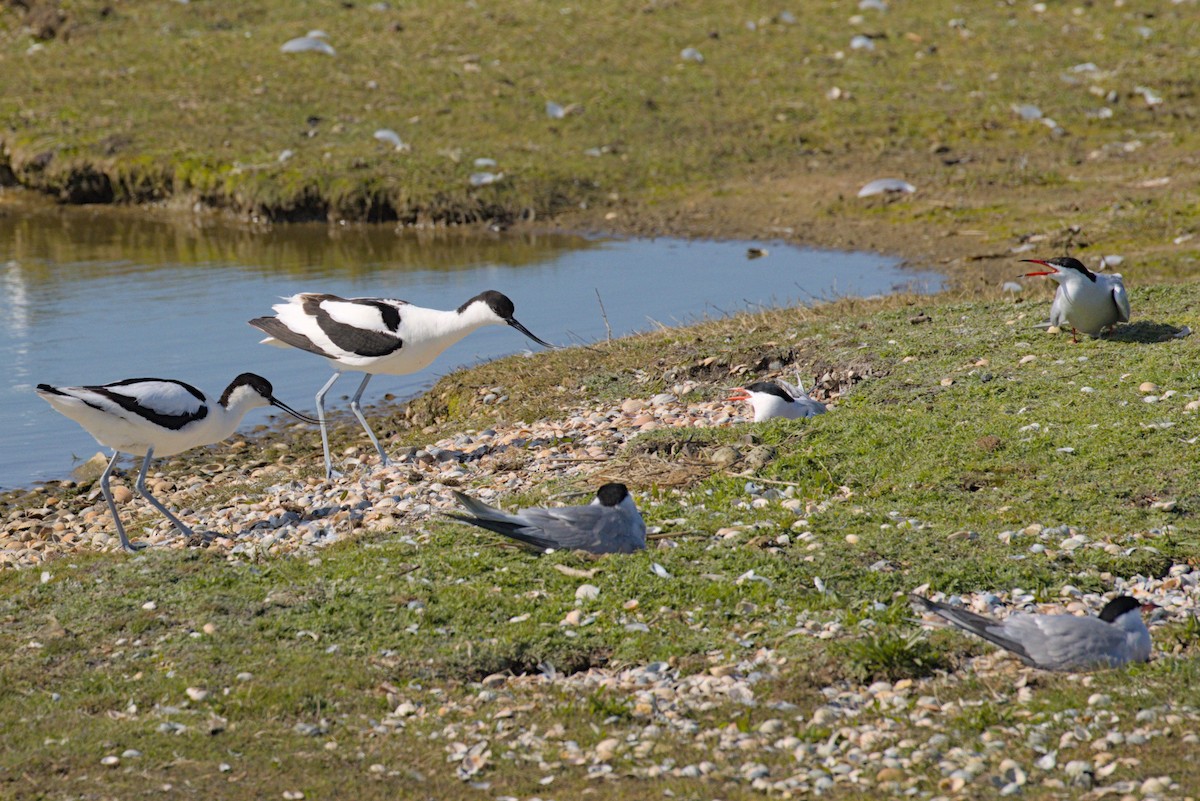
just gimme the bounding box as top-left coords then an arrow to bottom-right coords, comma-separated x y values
348,373 -> 389,468
99,450 -> 143,553
133,448 -> 194,539
315,372 -> 342,479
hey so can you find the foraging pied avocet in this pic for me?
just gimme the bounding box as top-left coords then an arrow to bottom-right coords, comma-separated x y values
250,291 -> 554,479
37,374 -> 315,552
1022,257 -> 1130,341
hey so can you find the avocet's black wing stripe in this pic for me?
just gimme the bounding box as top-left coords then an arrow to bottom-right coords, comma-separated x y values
250,316 -> 332,358
304,295 -> 405,358
86,380 -> 210,431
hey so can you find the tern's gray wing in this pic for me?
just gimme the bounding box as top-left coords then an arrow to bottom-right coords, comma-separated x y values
1109,278 -> 1131,323
451,490 -> 523,524
1000,614 -> 1130,671
1048,286 -> 1067,327
513,505 -> 646,554
776,377 -> 806,399
911,595 -> 1034,663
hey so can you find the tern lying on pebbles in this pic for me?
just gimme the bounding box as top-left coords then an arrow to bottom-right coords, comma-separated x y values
1022,257 -> 1130,341
447,483 -> 646,554
910,594 -> 1153,671
250,290 -> 554,479
37,374 -> 315,552
727,377 -> 826,421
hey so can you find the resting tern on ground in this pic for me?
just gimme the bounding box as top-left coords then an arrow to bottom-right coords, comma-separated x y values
1022,257 -> 1130,341
727,377 -> 826,421
447,483 -> 646,554
910,593 -> 1154,672
250,291 -> 553,478
37,374 -> 315,552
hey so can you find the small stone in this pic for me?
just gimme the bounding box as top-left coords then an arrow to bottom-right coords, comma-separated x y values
202,623 -> 217,635
709,446 -> 741,467
575,584 -> 600,601
101,755 -> 120,767
873,767 -> 902,786
1087,693 -> 1111,707
111,486 -> 134,503
595,737 -> 620,761
1018,355 -> 1037,366
845,534 -> 860,544
185,687 -> 209,702
141,601 -> 157,611
1139,382 -> 1160,393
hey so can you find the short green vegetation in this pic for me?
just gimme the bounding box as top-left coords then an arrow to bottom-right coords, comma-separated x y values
4,285 -> 1200,797
3,0 -> 1200,284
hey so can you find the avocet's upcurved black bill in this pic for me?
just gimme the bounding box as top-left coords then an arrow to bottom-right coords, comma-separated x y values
269,396 -> 318,424
507,317 -> 556,349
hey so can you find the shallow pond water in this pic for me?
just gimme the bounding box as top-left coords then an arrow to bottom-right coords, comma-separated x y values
0,202 -> 941,489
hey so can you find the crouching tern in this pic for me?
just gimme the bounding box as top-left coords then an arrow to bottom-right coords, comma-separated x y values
1022,257 -> 1130,341
910,593 -> 1153,672
37,374 -> 315,552
447,483 -> 646,554
727,377 -> 826,421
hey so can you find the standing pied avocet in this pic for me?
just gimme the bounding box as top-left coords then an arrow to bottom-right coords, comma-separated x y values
1022,257 -> 1130,341
37,374 -> 315,552
447,483 -> 646,554
727,376 -> 827,421
249,291 -> 554,478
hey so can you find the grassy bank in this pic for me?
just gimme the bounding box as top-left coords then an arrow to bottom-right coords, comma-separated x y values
2,1 -> 1200,284
4,285 -> 1200,798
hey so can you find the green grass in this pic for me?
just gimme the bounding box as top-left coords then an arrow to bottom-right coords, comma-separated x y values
3,0 -> 1200,284
6,285 -> 1200,796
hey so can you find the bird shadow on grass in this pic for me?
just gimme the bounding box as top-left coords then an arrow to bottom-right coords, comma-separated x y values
1105,321 -> 1189,344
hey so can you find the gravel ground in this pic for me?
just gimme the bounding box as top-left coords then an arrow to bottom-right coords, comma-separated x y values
11,374 -> 1200,798
1,378 -> 747,567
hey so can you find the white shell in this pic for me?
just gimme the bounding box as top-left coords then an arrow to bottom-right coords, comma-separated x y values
372,129 -> 409,151
1013,103 -> 1043,120
680,47 -> 704,62
850,34 -> 875,51
281,36 -> 336,55
1135,85 -> 1163,106
857,178 -> 915,198
473,157 -> 497,168
545,101 -> 566,119
469,172 -> 503,187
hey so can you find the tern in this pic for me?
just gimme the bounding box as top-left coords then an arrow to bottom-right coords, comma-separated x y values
250,290 -> 554,478
1022,257 -> 1130,341
37,374 -> 315,552
727,377 -> 826,421
910,593 -> 1153,672
447,483 -> 646,554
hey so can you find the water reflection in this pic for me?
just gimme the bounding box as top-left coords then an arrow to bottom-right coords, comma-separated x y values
0,196 -> 596,282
